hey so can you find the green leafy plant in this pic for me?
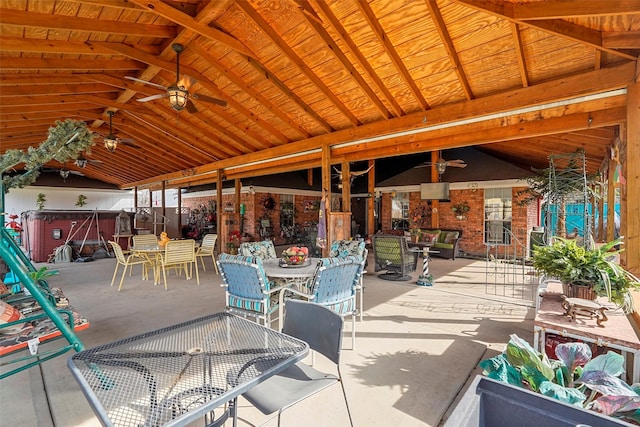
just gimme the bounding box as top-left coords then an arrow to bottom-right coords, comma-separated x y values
36,193 -> 46,210
532,237 -> 640,312
480,334 -> 640,424
75,194 -> 87,207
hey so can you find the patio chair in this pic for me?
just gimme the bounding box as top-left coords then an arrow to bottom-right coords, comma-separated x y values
132,234 -> 158,247
156,239 -> 199,290
108,241 -> 153,291
372,234 -> 417,281
329,239 -> 367,321
195,233 -> 218,274
238,239 -> 278,259
280,257 -> 361,348
217,253 -> 286,328
238,300 -> 354,427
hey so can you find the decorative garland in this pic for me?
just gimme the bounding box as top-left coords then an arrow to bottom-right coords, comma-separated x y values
1,119 -> 95,192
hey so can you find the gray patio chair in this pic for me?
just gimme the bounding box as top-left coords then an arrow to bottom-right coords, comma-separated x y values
279,256 -> 361,348
217,253 -> 286,328
238,299 -> 354,427
372,234 -> 417,281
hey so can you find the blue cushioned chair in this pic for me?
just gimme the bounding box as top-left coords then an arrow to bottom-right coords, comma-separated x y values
217,253 -> 286,328
329,239 -> 367,321
280,256 -> 362,349
238,239 -> 277,259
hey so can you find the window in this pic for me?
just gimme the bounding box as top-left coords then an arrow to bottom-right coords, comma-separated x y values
484,188 -> 512,245
391,192 -> 410,230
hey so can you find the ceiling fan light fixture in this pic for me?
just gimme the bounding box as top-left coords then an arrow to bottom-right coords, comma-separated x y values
60,169 -> 70,179
167,85 -> 188,111
104,137 -> 118,153
436,162 -> 447,175
75,158 -> 88,168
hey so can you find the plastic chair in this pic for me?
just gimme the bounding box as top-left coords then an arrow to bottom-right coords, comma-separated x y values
217,253 -> 286,328
195,233 -> 218,274
329,240 -> 367,321
132,234 -> 158,247
238,300 -> 354,427
280,257 -> 361,349
108,241 -> 153,291
156,239 -> 199,290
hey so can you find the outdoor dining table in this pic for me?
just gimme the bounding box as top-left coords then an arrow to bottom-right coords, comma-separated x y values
130,244 -> 164,285
67,312 -> 309,427
261,257 -> 320,292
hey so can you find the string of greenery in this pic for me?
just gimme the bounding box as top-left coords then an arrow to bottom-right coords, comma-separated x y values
1,119 -> 95,192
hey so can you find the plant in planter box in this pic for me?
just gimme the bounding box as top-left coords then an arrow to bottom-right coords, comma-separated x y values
532,237 -> 640,313
480,334 -> 640,424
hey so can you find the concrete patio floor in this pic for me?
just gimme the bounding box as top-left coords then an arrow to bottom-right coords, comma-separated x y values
1,253 -> 536,426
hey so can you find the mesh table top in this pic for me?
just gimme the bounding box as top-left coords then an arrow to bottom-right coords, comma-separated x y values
68,312 -> 308,427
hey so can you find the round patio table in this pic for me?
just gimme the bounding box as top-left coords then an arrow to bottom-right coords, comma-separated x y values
262,257 -> 320,291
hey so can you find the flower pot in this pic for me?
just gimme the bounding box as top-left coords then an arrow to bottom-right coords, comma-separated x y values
562,282 -> 597,300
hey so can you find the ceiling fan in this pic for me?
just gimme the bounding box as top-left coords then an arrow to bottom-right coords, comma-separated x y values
74,152 -> 102,168
415,158 -> 467,175
96,111 -> 140,153
125,43 -> 227,113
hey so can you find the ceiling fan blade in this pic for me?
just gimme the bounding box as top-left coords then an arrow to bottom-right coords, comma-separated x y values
125,76 -> 167,90
120,140 -> 141,149
447,163 -> 467,168
137,94 -> 166,103
186,99 -> 199,114
193,93 -> 227,107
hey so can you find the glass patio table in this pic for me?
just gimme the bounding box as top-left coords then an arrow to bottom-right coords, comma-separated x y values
261,257 -> 320,292
67,312 -> 308,427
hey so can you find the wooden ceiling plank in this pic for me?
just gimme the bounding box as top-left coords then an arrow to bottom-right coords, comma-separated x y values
356,0 -> 430,111
0,7 -> 176,38
511,23 -> 529,88
124,62 -> 636,188
0,73 -> 89,85
452,0 -> 638,61
0,57 -> 145,71
296,0 -> 391,120
244,56 -> 334,132
78,73 -> 164,96
311,0 -> 404,117
236,1 -> 361,127
128,0 -> 256,59
512,1 -> 640,20
602,31 -> 640,49
190,41 -> 311,139
0,83 -> 116,97
425,0 -> 474,100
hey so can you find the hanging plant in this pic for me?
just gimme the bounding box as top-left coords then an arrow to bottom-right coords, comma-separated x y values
1,119 -> 95,192
36,193 -> 46,210
76,194 -> 87,207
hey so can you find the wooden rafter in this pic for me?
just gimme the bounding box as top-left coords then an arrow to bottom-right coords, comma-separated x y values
511,23 -> 529,88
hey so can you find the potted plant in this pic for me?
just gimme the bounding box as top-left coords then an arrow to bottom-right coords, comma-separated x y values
479,334 -> 640,424
451,201 -> 470,220
532,237 -> 640,312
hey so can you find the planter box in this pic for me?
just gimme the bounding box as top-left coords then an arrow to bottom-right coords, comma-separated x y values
444,376 -> 632,427
562,282 -> 597,300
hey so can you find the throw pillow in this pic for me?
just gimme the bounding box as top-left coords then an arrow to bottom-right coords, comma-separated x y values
421,233 -> 438,244
444,232 -> 459,244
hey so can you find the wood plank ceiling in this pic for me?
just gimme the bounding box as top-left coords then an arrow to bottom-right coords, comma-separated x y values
1,0 -> 638,189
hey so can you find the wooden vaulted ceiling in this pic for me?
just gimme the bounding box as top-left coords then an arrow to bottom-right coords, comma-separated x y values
1,0 -> 638,190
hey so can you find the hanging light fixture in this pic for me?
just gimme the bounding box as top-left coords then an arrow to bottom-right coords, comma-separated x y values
167,85 -> 189,111
436,160 -> 447,176
75,158 -> 88,168
104,111 -> 119,153
60,169 -> 69,179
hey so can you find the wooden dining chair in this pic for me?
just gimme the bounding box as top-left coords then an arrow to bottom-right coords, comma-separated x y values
156,239 -> 199,290
195,233 -> 218,274
108,241 -> 153,291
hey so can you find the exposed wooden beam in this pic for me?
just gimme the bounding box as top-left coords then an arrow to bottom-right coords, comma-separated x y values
511,23 -> 530,88
128,0 -> 256,59
602,31 -> 640,49
296,0 -> 392,120
512,1 -> 640,20
236,1 -> 361,127
356,0 -> 430,110
425,0 -> 474,100
624,83 -> 640,273
311,0 -> 404,118
0,57 -> 145,71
